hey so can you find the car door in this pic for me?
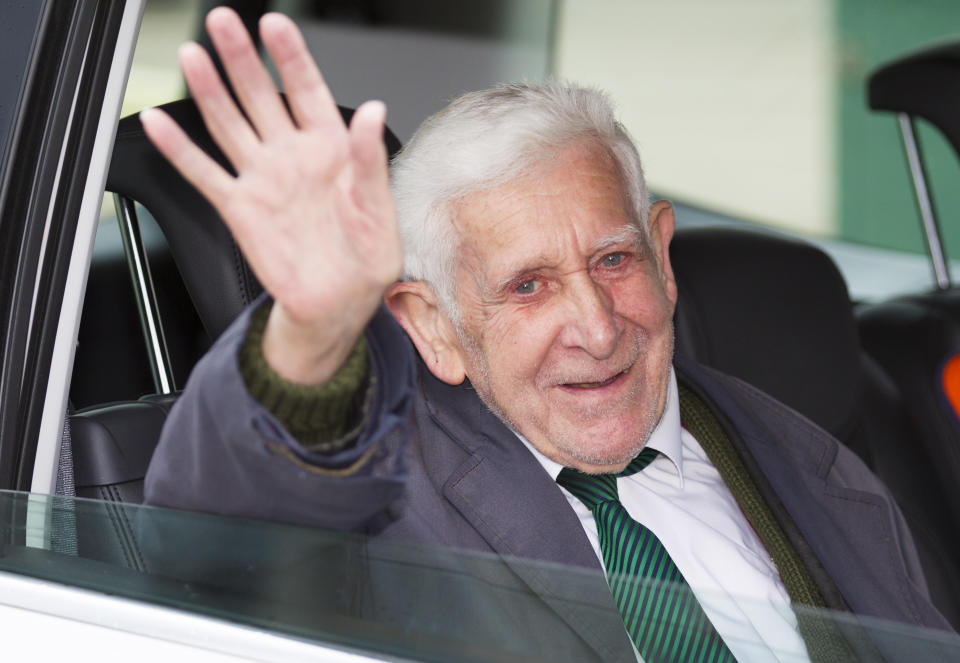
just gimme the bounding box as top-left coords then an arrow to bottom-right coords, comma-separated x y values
0,0 -> 142,496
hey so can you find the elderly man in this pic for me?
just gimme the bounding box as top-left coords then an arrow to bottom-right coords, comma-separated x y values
141,8 -> 948,662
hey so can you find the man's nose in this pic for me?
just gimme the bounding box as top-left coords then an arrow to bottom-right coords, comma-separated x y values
558,276 -> 619,358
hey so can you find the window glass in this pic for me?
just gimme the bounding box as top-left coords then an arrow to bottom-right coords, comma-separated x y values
120,0 -> 960,262
5,491 -> 960,661
836,0 -> 960,258
0,1 -> 48,192
277,0 -> 554,144
555,0 -> 960,262
122,0 -> 195,116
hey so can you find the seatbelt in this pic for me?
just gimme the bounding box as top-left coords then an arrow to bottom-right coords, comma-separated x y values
51,410 -> 78,556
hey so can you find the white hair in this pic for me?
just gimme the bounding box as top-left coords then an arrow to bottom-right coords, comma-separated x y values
390,81 -> 650,323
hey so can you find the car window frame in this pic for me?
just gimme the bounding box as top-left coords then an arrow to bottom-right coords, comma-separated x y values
0,0 -> 144,496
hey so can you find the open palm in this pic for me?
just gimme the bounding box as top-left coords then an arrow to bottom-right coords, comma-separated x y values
141,9 -> 401,383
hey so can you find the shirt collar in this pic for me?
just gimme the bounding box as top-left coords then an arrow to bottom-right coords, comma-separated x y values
515,367 -> 685,485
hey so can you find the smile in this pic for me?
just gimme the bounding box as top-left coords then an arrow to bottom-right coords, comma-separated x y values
563,370 -> 627,389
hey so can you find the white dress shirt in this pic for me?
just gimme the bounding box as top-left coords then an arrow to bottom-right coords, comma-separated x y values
516,368 -> 812,663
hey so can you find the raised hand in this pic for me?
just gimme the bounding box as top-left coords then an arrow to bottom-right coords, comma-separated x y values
140,8 -> 401,384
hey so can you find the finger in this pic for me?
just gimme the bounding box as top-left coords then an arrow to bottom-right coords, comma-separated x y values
259,12 -> 342,131
179,41 -> 259,171
205,7 -> 292,139
140,107 -> 234,211
348,101 -> 392,213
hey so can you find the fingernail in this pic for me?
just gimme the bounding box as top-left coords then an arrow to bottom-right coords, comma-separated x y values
367,99 -> 387,122
178,41 -> 200,59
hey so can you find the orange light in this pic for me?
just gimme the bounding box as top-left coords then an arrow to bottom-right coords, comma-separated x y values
941,355 -> 960,420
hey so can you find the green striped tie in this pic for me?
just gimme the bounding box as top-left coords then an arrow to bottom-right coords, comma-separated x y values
557,449 -> 736,663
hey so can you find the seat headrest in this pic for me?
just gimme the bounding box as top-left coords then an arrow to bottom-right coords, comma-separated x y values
868,39 -> 960,162
107,98 -> 403,342
671,226 -> 862,440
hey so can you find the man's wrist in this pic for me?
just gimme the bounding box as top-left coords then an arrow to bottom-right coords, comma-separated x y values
239,299 -> 372,451
262,299 -> 367,385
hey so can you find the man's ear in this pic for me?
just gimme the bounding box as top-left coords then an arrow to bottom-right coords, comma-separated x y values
385,281 -> 467,385
648,200 -> 678,306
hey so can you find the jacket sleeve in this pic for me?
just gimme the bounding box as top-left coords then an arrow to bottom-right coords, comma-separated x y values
238,298 -> 374,452
143,296 -> 416,531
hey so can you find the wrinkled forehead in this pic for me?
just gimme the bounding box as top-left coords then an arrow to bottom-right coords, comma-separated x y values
449,146 -> 643,287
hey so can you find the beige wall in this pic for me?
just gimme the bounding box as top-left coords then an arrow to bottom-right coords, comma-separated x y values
121,1 -> 198,117
556,0 -> 836,235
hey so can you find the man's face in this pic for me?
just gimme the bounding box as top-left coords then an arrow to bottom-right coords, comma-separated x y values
451,142 -> 677,473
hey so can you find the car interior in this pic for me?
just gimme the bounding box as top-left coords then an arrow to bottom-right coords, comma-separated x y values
58,25 -> 960,633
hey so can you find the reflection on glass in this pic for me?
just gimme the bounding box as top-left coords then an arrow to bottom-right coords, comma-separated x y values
1,491 -> 958,662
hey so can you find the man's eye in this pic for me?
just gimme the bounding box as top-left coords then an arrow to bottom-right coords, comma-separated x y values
601,252 -> 626,267
515,279 -> 538,295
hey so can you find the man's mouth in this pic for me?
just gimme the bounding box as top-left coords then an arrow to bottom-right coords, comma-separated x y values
563,370 -> 627,389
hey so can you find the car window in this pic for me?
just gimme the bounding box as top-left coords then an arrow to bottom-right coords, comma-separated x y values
3,490 -> 959,661
558,1 -> 960,256
103,0 -> 960,321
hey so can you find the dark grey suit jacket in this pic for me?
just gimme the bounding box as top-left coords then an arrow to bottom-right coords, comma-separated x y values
145,305 -> 952,661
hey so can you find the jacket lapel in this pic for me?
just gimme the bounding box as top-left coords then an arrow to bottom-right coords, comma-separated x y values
416,365 -> 637,662
674,356 -> 943,630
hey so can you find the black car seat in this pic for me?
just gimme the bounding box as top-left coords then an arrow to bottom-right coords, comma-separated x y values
69,98 -> 402,565
857,296 -> 960,531
671,224 -> 960,630
854,39 -> 960,542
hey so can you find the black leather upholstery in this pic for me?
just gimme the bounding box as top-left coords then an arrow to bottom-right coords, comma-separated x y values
71,394 -> 177,568
863,38 -> 960,587
672,225 -> 960,629
72,394 -> 178,505
868,40 -> 960,161
858,292 -> 960,528
672,226 -> 863,444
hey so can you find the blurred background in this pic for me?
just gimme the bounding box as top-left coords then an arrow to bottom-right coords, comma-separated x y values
119,0 -> 960,298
